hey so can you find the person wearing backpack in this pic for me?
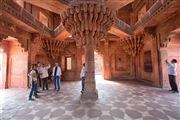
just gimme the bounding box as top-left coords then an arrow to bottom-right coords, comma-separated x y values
28,64 -> 40,100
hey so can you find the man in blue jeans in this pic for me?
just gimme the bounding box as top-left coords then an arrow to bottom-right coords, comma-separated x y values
52,63 -> 62,91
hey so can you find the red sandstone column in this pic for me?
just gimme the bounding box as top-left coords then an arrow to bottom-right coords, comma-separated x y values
82,44 -> 98,99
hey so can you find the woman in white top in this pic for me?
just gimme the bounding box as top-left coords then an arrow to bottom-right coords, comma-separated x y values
165,59 -> 179,93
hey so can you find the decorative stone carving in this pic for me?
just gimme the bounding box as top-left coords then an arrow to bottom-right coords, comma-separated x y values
0,0 -> 52,36
144,27 -> 156,38
119,34 -> 144,56
42,38 -> 70,61
134,0 -> 176,32
62,0 -> 114,100
62,0 -> 114,48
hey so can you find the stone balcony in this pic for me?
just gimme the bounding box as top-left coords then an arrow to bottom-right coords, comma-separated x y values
0,0 -> 52,37
134,0 -> 180,33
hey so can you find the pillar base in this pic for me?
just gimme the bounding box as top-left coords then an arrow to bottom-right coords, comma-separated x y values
81,90 -> 98,100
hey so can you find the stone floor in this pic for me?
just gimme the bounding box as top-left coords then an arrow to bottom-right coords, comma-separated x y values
0,76 -> 180,120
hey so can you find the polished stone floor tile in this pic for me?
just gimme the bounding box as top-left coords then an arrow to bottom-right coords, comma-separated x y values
0,76 -> 180,120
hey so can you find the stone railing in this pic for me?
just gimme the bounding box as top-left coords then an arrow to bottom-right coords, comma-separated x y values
134,0 -> 176,29
114,18 -> 133,35
0,0 -> 52,36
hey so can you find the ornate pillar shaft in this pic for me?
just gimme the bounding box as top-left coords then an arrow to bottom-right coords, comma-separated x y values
84,44 -> 96,93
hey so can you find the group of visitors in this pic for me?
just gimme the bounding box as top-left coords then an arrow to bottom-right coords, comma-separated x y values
28,58 -> 179,101
28,62 -> 62,101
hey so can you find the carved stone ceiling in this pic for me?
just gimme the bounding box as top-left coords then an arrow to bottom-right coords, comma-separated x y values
23,0 -> 134,14
22,0 -> 69,14
106,0 -> 134,11
23,0 -> 134,39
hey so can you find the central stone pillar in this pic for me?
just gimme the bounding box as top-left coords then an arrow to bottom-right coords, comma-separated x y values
61,0 -> 114,100
82,44 -> 98,99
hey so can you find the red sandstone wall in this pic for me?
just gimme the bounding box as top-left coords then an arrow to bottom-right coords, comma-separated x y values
61,43 -> 83,81
9,40 -> 28,88
0,40 -> 28,88
137,34 -> 160,87
108,42 -> 133,80
117,4 -> 132,25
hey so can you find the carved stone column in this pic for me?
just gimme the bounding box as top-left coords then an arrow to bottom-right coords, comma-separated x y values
84,44 -> 97,98
103,40 -> 111,79
62,0 -> 114,100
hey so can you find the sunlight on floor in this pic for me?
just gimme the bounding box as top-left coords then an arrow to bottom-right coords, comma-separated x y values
95,75 -> 119,85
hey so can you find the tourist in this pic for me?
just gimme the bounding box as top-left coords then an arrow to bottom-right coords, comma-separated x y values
37,62 -> 42,88
80,63 -> 86,93
28,64 -> 40,100
165,59 -> 179,93
39,63 -> 51,91
52,63 -> 62,91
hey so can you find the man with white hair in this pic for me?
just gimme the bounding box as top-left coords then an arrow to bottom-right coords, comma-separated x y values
52,63 -> 62,91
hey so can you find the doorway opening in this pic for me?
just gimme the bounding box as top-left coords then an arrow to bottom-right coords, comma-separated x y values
161,28 -> 180,87
94,51 -> 103,80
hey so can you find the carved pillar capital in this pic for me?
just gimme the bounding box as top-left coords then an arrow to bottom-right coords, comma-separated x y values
31,33 -> 41,43
144,27 -> 157,38
41,38 -> 70,61
119,34 -> 144,56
